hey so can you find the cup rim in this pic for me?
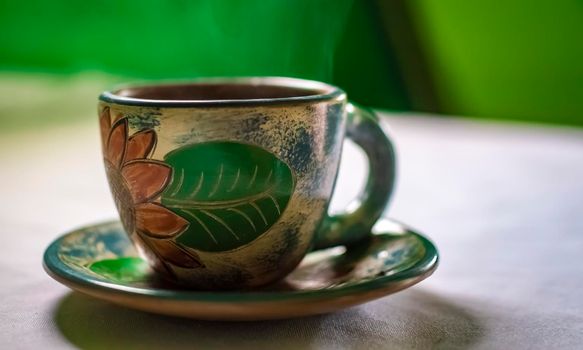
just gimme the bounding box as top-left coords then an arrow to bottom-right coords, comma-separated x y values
99,77 -> 346,107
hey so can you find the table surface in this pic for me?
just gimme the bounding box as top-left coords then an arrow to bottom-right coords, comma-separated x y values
1,113 -> 582,349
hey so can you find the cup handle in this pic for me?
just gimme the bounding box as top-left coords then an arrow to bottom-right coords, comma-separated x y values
314,102 -> 396,250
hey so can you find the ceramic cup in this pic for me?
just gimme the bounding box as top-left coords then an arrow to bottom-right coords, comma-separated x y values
98,77 -> 395,289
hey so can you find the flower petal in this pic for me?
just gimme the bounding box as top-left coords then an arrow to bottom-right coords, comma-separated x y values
126,129 -> 157,161
107,118 -> 128,167
135,202 -> 189,238
99,107 -> 111,150
121,160 -> 171,203
147,239 -> 203,268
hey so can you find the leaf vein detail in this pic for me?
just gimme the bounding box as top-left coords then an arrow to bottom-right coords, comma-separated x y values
250,201 -> 268,226
246,165 -> 258,189
227,208 -> 257,232
227,168 -> 240,193
182,210 -> 218,244
199,209 -> 240,241
165,185 -> 279,210
208,164 -> 224,198
168,168 -> 184,196
188,171 -> 204,199
266,194 -> 281,214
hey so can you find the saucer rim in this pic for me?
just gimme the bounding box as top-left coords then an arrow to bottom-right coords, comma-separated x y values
43,219 -> 438,303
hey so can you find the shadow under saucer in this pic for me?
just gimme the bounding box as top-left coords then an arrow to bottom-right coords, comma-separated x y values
54,289 -> 484,350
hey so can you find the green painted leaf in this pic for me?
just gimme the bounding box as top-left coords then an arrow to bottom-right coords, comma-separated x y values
89,257 -> 150,283
161,142 -> 295,252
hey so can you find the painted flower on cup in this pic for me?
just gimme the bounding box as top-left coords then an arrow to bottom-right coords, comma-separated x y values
99,107 -> 203,274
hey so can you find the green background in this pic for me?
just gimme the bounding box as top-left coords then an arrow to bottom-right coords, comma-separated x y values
411,0 -> 583,126
1,0 -> 582,130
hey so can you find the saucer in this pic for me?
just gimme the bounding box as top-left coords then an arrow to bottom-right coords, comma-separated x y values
44,218 -> 438,320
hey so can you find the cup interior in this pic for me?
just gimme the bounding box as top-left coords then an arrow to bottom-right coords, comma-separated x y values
112,78 -> 338,103
117,84 -> 317,101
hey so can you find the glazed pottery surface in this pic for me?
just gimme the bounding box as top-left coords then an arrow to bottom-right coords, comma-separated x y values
98,77 -> 395,289
43,218 -> 438,320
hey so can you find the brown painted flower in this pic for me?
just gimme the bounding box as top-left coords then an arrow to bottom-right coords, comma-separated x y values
99,107 -> 203,273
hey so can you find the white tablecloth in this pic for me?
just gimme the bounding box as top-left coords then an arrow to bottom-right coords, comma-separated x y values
1,113 -> 582,349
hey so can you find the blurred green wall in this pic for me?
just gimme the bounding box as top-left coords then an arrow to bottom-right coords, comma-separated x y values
0,0 -> 409,131
1,0 -> 582,128
411,0 -> 583,125
0,0 -> 353,79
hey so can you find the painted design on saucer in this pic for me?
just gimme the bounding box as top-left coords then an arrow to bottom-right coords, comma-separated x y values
100,107 -> 203,273
43,219 -> 438,320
